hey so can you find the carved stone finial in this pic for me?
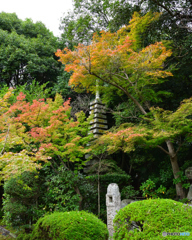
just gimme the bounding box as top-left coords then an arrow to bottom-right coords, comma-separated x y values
96,79 -> 100,99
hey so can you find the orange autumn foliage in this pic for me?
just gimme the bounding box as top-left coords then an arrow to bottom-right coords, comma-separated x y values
56,12 -> 172,106
0,92 -> 92,181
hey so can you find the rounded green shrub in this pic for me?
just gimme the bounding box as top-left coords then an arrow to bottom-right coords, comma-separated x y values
113,199 -> 192,239
30,211 -> 108,240
3,171 -> 41,227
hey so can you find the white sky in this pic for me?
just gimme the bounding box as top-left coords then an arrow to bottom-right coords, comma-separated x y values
0,0 -> 74,37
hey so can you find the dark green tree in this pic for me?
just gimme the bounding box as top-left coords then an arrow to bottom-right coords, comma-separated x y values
0,12 -> 61,88
59,0 -> 139,47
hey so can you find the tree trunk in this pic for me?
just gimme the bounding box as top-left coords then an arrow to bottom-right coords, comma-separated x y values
98,173 -> 100,218
166,140 -> 185,199
74,186 -> 83,210
97,158 -> 102,218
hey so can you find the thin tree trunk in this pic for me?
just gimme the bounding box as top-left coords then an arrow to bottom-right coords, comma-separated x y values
166,140 -> 185,199
98,173 -> 100,218
120,152 -> 125,169
98,158 -> 102,218
74,186 -> 83,210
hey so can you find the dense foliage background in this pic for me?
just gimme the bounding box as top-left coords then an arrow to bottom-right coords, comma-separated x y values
0,0 -> 192,237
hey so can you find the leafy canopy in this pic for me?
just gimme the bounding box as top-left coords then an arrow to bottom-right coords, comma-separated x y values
56,12 -> 172,114
0,91 -> 92,181
0,12 -> 60,87
95,97 -> 192,155
59,0 -> 138,46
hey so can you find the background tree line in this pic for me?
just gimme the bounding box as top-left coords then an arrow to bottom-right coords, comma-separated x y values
0,0 -> 192,233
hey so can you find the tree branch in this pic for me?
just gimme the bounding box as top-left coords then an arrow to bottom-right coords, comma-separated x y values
50,162 -> 59,174
174,138 -> 186,158
157,145 -> 171,156
150,0 -> 175,17
90,71 -> 148,115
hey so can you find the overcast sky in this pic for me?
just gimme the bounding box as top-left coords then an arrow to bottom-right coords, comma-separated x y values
1,0 -> 73,37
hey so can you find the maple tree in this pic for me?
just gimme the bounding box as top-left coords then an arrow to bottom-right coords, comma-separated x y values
95,97 -> 192,199
56,12 -> 172,115
98,97 -> 192,154
0,91 -> 92,182
56,12 -> 189,199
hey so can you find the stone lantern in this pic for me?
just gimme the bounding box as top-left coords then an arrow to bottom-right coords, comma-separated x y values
106,183 -> 121,238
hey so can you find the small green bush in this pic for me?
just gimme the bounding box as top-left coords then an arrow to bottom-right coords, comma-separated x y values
30,211 -> 108,240
140,179 -> 166,198
42,166 -> 81,212
3,171 -> 41,227
113,199 -> 192,239
121,185 -> 140,199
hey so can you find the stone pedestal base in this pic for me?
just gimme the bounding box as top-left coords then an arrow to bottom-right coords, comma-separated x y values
187,184 -> 192,200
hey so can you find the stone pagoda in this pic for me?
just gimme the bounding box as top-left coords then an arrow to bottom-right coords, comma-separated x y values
88,79 -> 108,138
84,80 -> 108,168
89,98 -> 108,138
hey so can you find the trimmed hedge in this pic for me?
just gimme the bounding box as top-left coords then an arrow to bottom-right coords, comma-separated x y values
29,211 -> 108,240
113,198 -> 192,239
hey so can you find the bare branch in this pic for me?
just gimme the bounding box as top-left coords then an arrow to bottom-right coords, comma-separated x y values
50,162 -> 59,174
150,0 -> 175,17
157,145 -> 171,156
90,71 -> 148,115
